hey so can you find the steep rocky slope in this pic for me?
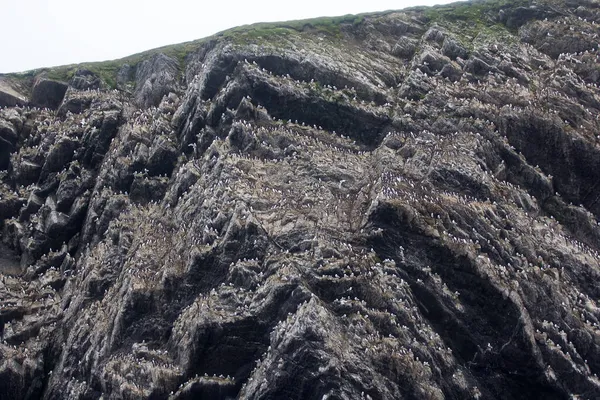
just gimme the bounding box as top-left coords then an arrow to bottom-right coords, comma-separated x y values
2,0 -> 600,398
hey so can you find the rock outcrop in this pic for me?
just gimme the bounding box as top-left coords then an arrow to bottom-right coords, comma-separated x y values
31,79 -> 68,110
0,80 -> 28,108
2,1 -> 600,399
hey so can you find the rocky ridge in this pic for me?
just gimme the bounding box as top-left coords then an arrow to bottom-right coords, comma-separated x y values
2,0 -> 600,399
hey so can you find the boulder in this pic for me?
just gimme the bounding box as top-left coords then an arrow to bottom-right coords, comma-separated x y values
45,210 -> 70,240
439,61 -> 463,81
57,93 -> 93,115
31,78 -> 68,109
0,81 -> 27,108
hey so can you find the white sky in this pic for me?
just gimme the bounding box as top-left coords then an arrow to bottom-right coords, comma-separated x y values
1,0 -> 457,73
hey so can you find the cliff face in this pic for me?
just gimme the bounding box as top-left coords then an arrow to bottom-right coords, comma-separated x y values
2,0 -> 600,399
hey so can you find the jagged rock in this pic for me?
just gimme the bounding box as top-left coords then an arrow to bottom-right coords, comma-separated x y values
464,56 -> 497,75
31,78 -> 68,109
41,136 -> 78,174
439,61 -> 463,81
392,37 -> 418,58
55,166 -> 91,213
18,192 -> 44,222
423,26 -> 445,44
116,63 -> 135,88
11,160 -> 42,186
69,69 -> 102,90
418,49 -> 451,74
498,5 -> 560,29
0,192 -> 24,221
130,175 -> 168,204
147,136 -> 178,176
80,109 -> 122,168
520,19 -> 599,58
0,81 -> 27,108
441,36 -> 468,60
44,210 -> 69,240
0,119 -> 17,169
2,1 -> 600,400
58,89 -> 94,115
0,119 -> 16,143
497,60 -> 529,84
134,53 -> 180,108
399,68 -> 431,100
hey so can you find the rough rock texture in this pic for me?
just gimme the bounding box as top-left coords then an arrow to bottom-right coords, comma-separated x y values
69,70 -> 103,91
31,79 -> 68,110
2,0 -> 600,399
0,81 -> 28,108
133,54 -> 180,108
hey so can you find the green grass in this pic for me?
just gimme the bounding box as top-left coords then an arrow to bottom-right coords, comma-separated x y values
421,0 -> 529,23
0,0 -> 537,91
219,14 -> 365,43
72,38 -> 210,89
406,0 -> 529,46
4,37 -> 211,90
45,66 -> 77,83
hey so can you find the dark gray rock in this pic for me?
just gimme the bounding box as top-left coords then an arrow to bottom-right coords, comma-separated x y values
498,5 -> 560,29
147,136 -> 178,177
0,193 -> 24,221
498,60 -> 529,84
116,63 -> 135,88
442,37 -> 468,60
56,166 -> 91,213
2,2 -> 600,400
392,37 -> 418,58
57,90 -> 93,115
0,119 -> 17,169
41,137 -> 78,174
69,69 -> 102,90
134,53 -> 180,108
18,192 -> 44,222
423,26 -> 445,44
12,160 -> 42,186
418,49 -> 451,73
464,56 -> 497,75
80,109 -> 122,168
0,85 -> 27,108
439,61 -> 463,81
129,175 -> 168,204
399,68 -> 431,99
44,210 -> 69,240
31,78 -> 68,109
520,20 -> 598,59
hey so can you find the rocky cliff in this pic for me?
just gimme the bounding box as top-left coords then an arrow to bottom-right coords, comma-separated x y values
2,0 -> 600,398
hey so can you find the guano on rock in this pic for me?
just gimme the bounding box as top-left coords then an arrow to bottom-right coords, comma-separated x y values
1,0 -> 600,399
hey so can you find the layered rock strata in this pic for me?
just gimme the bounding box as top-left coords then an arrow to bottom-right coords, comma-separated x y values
1,1 -> 600,399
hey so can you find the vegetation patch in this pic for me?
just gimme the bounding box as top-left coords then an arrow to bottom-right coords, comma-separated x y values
219,13 -> 365,44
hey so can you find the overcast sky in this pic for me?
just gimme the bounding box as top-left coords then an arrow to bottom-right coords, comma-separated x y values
1,0 -> 457,73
